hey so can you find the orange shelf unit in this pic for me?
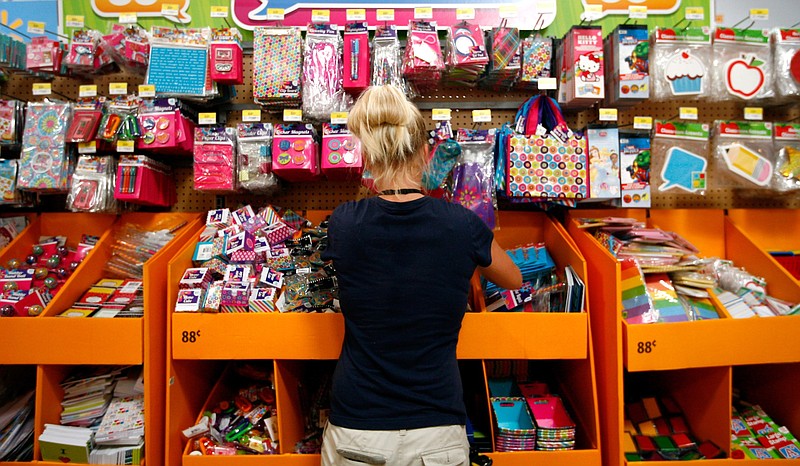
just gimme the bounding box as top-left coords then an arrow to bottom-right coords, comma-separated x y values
727,209 -> 800,286
0,212 -> 36,255
567,209 -> 800,466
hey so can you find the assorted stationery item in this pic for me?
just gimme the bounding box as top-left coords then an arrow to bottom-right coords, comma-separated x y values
578,216 -> 800,324
67,156 -> 118,213
253,27 -> 303,108
712,121 -> 774,190
712,28 -> 773,102
482,243 -> 584,314
302,23 -> 347,120
0,234 -> 97,317
175,205 -> 336,314
236,123 -> 279,194
17,102 -> 72,193
403,20 -> 446,93
605,25 -> 649,105
487,364 -> 577,452
0,216 -> 28,249
453,128 -> 497,228
651,27 -> 711,100
58,278 -> 144,319
0,366 -> 35,462
444,22 -> 489,87
558,26 -> 604,108
183,362 -> 279,456
731,394 -> 800,459
651,121 -> 709,196
624,395 -> 724,461
104,221 -> 177,280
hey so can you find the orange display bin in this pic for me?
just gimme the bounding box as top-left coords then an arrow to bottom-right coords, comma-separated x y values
728,209 -> 800,284
567,209 -> 800,466
166,210 -> 600,466
0,212 -> 35,254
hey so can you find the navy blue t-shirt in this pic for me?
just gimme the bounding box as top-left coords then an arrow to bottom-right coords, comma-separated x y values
321,196 -> 493,430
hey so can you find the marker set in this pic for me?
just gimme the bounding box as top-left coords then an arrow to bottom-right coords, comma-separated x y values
114,155 -> 175,207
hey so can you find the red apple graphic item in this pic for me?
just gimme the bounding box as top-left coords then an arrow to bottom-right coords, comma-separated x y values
725,54 -> 765,99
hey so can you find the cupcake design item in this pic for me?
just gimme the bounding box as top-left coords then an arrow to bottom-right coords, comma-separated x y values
665,49 -> 705,95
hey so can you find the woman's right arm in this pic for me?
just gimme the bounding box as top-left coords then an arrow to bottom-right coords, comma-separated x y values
478,240 -> 523,290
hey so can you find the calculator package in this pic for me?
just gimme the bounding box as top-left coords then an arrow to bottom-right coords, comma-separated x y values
651,121 -> 709,196
236,122 -> 279,194
772,122 -> 800,192
712,121 -> 775,190
651,27 -> 712,101
711,28 -> 773,102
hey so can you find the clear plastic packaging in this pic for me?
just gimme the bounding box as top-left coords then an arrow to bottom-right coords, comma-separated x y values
453,129 -> 496,229
371,25 -> 406,91
650,121 -> 709,196
403,20 -> 445,93
651,27 -> 712,101
236,123 -> 279,194
773,29 -> 800,100
253,27 -> 303,108
194,126 -> 237,192
773,122 -> 800,192
302,23 -> 347,121
422,121 -> 461,191
67,155 -> 118,213
711,120 -> 775,191
105,222 -> 176,279
18,101 -> 72,193
444,22 -> 488,87
711,28 -> 773,102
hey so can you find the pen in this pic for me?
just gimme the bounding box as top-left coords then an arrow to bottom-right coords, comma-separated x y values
351,38 -> 359,81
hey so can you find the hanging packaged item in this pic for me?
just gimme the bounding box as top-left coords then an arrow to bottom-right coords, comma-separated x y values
480,25 -> 521,91
0,34 -> 28,73
302,23 -> 347,121
17,102 -> 72,193
100,24 -> 149,75
271,124 -> 321,182
237,122 -> 279,194
619,132 -> 652,208
67,155 -> 117,213
146,26 -> 215,99
371,24 -> 406,91
506,95 -> 589,201
587,126 -> 621,200
253,27 -> 303,108
210,27 -> 243,85
194,126 -> 237,192
115,154 -> 174,206
423,121 -> 461,192
711,120 -> 775,190
605,25 -> 649,105
67,98 -> 105,143
321,123 -> 362,180
97,96 -> 141,143
774,29 -> 800,100
137,98 -> 195,154
403,20 -> 445,93
443,22 -> 488,87
0,159 -> 22,205
651,121 -> 709,196
66,29 -> 114,74
558,26 -> 604,108
26,37 -> 65,74
651,27 -> 712,101
773,122 -> 800,192
517,36 -> 552,90
343,22 -> 369,94
453,129 -> 496,229
0,100 -> 23,146
711,28 -> 773,102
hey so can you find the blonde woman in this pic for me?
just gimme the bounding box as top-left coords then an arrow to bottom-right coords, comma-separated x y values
320,85 -> 521,466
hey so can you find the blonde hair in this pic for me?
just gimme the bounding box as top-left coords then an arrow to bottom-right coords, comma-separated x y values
348,85 -> 428,190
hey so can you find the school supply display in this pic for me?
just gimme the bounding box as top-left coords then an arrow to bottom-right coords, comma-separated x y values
712,121 -> 774,190
343,22 -> 369,94
605,25 -> 649,105
194,126 -> 237,192
403,20 -> 445,93
444,22 -> 489,87
711,28 -> 773,102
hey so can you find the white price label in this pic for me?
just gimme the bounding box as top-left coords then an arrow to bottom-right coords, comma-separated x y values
27,21 -> 45,35
685,7 -> 704,21
633,116 -> 653,130
680,107 -> 698,120
199,113 -> 217,125
431,108 -> 452,121
161,3 -> 180,16
65,15 -> 85,28
78,141 -> 97,154
744,107 -> 763,121
499,5 -> 518,18
749,9 -> 769,21
538,77 -> 557,90
283,109 -> 303,122
376,9 -> 395,21
414,7 -> 433,19
267,8 -> 285,20
117,140 -> 135,153
456,8 -> 475,20
210,6 -> 229,18
331,112 -> 349,124
311,9 -> 330,22
79,85 -> 97,97
242,109 -> 261,122
109,82 -> 128,95
599,108 -> 618,122
119,13 -> 138,24
346,9 -> 366,21
32,83 -> 51,95
472,109 -> 492,123
138,85 -> 156,97
628,6 -> 648,19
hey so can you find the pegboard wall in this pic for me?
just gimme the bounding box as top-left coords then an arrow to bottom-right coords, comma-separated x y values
2,52 -> 800,212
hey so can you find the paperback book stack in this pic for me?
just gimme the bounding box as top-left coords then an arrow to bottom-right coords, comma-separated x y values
60,368 -> 122,427
0,389 -> 34,461
91,368 -> 145,464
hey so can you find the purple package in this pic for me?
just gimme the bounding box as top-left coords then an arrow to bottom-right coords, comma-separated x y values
452,162 -> 496,229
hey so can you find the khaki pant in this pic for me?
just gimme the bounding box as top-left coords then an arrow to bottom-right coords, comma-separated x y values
320,422 -> 469,466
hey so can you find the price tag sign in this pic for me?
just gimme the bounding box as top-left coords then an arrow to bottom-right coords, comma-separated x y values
161,3 -> 180,16
117,140 -> 135,153
109,82 -> 128,95
599,108 -> 618,122
538,77 -> 557,90
266,8 -> 285,20
432,108 -> 452,121
537,1 -> 556,14
685,7 -> 704,21
138,84 -> 156,97
210,6 -> 229,18
331,112 -> 349,124
744,107 -> 764,121
65,15 -> 85,28
456,8 -> 475,20
628,6 -> 648,19
27,21 -> 45,35
199,113 -> 217,125
78,141 -> 97,154
376,9 -> 395,21
633,116 -> 653,130
32,83 -> 51,96
472,109 -> 492,123
414,7 -> 433,19
583,4 -> 603,20
242,109 -> 262,122
499,5 -> 518,18
750,8 -> 769,21
79,85 -> 97,98
283,109 -> 303,122
119,12 -> 138,24
680,107 -> 698,120
346,9 -> 366,21
311,9 -> 330,22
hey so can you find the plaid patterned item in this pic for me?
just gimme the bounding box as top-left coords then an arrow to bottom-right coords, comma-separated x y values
480,27 -> 520,91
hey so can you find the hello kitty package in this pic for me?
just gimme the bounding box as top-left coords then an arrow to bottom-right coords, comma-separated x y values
560,26 -> 604,108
